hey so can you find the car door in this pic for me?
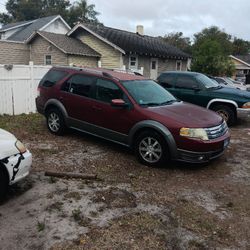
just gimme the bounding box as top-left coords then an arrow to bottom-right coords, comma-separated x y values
157,73 -> 177,96
90,77 -> 137,140
59,74 -> 97,125
173,75 -> 205,106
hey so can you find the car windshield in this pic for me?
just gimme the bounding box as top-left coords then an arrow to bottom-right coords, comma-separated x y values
121,80 -> 177,106
196,74 -> 219,89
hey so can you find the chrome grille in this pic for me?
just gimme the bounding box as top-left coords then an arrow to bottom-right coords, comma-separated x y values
205,121 -> 228,140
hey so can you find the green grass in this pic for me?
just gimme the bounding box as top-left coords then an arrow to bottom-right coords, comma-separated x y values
0,113 -> 44,134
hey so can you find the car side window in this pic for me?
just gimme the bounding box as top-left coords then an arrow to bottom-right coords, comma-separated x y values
158,74 -> 175,88
62,74 -> 95,97
95,78 -> 124,103
175,75 -> 199,90
40,70 -> 68,87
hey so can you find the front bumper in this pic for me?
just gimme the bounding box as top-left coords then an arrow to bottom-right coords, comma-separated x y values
176,137 -> 230,164
6,151 -> 32,185
237,108 -> 250,114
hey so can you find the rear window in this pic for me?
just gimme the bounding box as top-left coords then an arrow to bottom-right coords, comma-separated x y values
39,70 -> 68,87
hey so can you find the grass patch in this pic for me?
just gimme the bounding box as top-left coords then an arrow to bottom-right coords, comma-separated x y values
37,221 -> 45,232
0,113 -> 44,134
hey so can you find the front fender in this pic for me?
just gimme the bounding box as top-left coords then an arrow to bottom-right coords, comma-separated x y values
128,120 -> 178,159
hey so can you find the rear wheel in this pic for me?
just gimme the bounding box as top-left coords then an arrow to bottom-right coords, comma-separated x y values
46,108 -> 66,135
211,104 -> 236,126
0,167 -> 9,203
135,130 -> 169,167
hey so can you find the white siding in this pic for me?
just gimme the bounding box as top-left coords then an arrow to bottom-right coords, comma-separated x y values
43,19 -> 69,34
0,63 -> 51,115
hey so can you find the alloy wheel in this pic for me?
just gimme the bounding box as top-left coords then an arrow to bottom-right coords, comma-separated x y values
139,137 -> 162,163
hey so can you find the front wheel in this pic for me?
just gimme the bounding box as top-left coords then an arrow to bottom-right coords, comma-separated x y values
46,108 -> 66,135
134,130 -> 169,167
0,168 -> 9,203
211,105 -> 236,126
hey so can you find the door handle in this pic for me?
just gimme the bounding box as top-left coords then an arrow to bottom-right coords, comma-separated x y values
92,106 -> 102,111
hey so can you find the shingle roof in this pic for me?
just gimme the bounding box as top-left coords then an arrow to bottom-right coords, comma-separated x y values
0,19 -> 34,31
78,23 -> 191,59
234,54 -> 250,65
33,31 -> 100,57
4,15 -> 59,42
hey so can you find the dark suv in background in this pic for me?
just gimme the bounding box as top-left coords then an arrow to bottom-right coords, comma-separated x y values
157,71 -> 250,125
36,67 -> 230,166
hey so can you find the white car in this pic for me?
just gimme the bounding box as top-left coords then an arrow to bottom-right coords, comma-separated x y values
0,129 -> 32,201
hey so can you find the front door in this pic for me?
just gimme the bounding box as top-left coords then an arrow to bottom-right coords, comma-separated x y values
150,58 -> 158,80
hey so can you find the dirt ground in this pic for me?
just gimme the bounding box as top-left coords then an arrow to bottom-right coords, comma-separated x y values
0,113 -> 249,250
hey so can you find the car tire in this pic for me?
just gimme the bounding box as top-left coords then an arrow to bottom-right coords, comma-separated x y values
0,167 -> 8,203
134,130 -> 169,167
46,108 -> 66,135
211,105 -> 236,126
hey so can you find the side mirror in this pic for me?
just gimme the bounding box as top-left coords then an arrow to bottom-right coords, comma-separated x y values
111,99 -> 128,108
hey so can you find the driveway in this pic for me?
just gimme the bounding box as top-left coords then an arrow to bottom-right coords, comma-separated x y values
0,113 -> 249,249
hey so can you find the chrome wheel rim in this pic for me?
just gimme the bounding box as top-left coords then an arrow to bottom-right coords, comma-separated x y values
48,113 -> 60,132
139,137 -> 162,163
216,110 -> 229,122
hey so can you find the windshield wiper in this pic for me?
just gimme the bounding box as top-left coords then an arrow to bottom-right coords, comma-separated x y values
208,85 -> 222,90
159,99 -> 177,105
140,102 -> 161,106
140,100 -> 177,107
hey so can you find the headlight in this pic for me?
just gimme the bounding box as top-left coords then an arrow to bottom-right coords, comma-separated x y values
180,128 -> 208,141
242,102 -> 250,108
15,140 -> 27,154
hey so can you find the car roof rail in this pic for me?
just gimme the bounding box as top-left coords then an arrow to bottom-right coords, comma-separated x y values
102,72 -> 113,78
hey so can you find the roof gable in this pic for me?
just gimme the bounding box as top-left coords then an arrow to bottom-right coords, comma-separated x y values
28,31 -> 100,57
3,15 -> 70,42
230,55 -> 250,67
68,23 -> 190,59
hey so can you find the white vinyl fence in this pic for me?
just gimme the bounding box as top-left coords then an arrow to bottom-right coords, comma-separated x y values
0,62 -> 51,115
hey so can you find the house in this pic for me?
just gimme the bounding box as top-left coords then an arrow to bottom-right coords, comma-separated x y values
0,15 -> 70,41
0,15 -> 71,65
26,31 -> 100,67
0,15 -> 190,79
68,23 -> 191,79
230,54 -> 250,77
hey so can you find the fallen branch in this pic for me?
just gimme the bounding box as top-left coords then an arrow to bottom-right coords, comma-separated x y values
45,171 -> 98,180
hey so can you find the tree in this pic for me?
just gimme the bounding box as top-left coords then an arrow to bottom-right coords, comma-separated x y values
0,0 -> 100,27
232,38 -> 250,55
163,32 -> 191,54
191,39 -> 235,76
67,0 -> 100,26
191,26 -> 235,76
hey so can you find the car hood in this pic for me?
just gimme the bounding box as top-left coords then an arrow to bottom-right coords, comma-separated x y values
0,129 -> 16,141
147,101 -> 223,128
211,86 -> 250,98
0,129 -> 19,160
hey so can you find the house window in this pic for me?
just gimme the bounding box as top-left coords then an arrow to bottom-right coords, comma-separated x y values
45,55 -> 52,65
129,55 -> 138,69
176,60 -> 182,71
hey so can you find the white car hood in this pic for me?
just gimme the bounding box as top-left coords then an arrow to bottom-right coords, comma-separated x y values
0,129 -> 19,160
0,129 -> 16,141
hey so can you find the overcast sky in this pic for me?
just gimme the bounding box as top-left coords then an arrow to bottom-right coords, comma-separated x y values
0,0 -> 249,40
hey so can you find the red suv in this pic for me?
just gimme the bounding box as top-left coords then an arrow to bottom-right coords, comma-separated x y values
36,67 -> 230,166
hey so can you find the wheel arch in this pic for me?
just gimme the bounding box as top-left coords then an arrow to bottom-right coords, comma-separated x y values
44,99 -> 69,125
207,99 -> 238,110
128,120 -> 178,159
0,161 -> 10,184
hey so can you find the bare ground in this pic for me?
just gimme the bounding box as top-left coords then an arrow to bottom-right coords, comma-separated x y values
0,113 -> 249,250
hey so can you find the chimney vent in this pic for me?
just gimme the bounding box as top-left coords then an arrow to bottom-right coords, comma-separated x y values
136,25 -> 144,36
